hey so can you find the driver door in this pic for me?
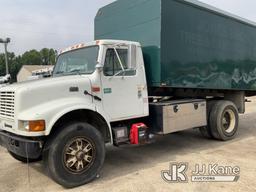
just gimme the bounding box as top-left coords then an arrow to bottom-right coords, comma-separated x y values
100,45 -> 146,121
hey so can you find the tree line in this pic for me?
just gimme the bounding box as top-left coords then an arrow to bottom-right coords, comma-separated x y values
0,48 -> 57,82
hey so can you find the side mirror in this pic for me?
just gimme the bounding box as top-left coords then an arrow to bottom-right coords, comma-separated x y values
96,63 -> 104,72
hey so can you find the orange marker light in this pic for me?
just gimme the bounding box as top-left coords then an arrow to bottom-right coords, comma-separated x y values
29,120 -> 45,132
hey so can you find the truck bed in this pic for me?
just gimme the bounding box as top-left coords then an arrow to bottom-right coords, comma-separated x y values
95,0 -> 256,93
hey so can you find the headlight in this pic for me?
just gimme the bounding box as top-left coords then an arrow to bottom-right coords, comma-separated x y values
23,120 -> 45,132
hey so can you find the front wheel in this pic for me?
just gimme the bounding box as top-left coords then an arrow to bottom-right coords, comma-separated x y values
43,122 -> 105,188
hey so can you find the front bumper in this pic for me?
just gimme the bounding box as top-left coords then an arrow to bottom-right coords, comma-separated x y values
0,131 -> 43,159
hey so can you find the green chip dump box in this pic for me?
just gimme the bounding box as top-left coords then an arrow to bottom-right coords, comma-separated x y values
95,0 -> 256,93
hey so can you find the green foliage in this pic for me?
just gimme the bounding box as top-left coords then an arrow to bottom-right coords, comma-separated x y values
0,48 -> 57,82
21,50 -> 43,65
40,48 -> 56,65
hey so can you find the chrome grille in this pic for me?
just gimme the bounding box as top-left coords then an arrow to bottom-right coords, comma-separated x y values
0,91 -> 15,119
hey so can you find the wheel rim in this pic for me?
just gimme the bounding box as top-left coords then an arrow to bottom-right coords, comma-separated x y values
63,137 -> 95,174
222,109 -> 236,133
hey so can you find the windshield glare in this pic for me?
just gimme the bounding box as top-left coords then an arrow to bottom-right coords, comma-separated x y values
53,46 -> 99,76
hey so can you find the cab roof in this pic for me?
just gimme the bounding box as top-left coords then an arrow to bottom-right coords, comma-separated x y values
60,39 -> 141,54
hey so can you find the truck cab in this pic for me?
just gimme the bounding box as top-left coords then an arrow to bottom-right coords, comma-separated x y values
0,40 -> 149,187
0,40 -> 148,135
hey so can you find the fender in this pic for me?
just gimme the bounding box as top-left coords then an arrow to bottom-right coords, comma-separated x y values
18,97 -> 112,142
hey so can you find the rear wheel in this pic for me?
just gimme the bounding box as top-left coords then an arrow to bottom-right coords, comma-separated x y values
199,100 -> 215,139
43,122 -> 105,188
209,101 -> 239,141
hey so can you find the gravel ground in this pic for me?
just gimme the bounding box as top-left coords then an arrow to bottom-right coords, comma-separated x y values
1,98 -> 256,192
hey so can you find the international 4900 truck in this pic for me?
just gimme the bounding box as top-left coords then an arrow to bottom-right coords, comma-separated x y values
1,0 -> 256,188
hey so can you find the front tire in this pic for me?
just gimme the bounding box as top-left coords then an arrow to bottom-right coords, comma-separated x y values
43,122 -> 105,188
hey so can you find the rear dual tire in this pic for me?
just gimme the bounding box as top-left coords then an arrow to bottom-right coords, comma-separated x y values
199,101 -> 215,139
200,100 -> 239,141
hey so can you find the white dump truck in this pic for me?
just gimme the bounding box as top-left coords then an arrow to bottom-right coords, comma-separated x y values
1,0 -> 256,188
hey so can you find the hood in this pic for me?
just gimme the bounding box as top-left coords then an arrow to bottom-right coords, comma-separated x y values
0,75 -> 89,91
0,75 -> 93,113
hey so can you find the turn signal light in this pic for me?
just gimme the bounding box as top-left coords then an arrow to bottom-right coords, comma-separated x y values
29,120 -> 45,132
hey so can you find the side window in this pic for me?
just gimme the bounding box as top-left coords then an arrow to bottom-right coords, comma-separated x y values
104,48 -> 136,76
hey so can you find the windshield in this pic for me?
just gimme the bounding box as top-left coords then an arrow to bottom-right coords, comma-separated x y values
53,46 -> 99,76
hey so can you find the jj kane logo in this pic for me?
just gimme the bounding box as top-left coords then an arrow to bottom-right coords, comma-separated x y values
162,163 -> 240,183
161,163 -> 188,183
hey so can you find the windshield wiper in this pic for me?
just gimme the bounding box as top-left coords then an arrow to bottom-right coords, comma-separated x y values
54,69 -> 92,77
69,69 -> 82,74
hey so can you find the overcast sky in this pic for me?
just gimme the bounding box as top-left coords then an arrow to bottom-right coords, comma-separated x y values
0,0 -> 256,55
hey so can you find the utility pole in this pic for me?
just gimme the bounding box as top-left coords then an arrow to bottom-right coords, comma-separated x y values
0,38 -> 11,75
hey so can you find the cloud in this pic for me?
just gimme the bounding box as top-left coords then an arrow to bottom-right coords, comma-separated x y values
0,0 -> 255,55
201,0 -> 256,20
0,0 -> 113,54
